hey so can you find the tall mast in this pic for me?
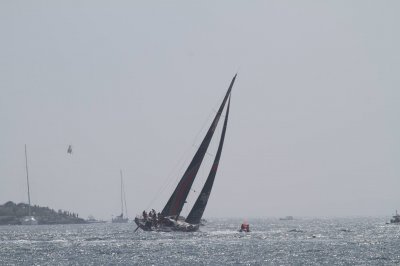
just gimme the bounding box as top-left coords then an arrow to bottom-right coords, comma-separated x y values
25,144 -> 32,217
120,170 -> 123,216
122,171 -> 128,218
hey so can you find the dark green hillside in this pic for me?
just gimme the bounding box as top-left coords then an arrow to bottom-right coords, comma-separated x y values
0,201 -> 86,225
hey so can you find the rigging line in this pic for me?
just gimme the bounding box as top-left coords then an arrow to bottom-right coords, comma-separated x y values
192,108 -> 216,147
206,151 -> 215,157
187,109 -> 224,200
191,144 -> 215,157
189,80 -> 234,148
144,143 -> 194,210
144,104 -> 221,210
191,85 -> 229,147
191,85 -> 231,150
147,143 -> 190,208
193,115 -> 225,158
144,83 -> 232,211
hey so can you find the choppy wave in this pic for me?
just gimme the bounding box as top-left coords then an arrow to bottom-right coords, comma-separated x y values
0,218 -> 399,265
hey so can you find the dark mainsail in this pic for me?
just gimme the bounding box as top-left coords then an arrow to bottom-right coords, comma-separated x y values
185,96 -> 231,224
161,74 -> 237,218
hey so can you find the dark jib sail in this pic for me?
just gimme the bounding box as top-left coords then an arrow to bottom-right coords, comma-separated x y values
161,74 -> 237,218
185,96 -> 231,224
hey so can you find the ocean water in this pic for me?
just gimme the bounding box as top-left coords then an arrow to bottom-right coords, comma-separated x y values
0,217 -> 399,265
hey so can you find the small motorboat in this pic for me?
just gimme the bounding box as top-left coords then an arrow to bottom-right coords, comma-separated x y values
239,222 -> 250,232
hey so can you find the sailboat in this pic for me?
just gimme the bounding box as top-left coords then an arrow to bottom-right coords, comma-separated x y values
112,170 -> 129,223
21,144 -> 38,225
134,74 -> 237,232
390,210 -> 400,224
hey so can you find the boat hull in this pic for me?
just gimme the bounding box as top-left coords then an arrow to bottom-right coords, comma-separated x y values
21,216 -> 38,225
134,217 -> 199,232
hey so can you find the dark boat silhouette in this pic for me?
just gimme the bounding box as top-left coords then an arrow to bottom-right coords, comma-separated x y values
134,74 -> 237,232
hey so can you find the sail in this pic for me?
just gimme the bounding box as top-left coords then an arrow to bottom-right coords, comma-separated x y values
185,96 -> 231,224
161,74 -> 237,217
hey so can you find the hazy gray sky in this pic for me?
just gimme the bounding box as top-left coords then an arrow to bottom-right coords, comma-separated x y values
1,1 -> 399,220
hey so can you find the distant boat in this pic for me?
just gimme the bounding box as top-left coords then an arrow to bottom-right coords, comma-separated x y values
134,74 -> 237,232
21,145 -> 38,225
239,222 -> 250,232
279,216 -> 294,221
390,210 -> 400,224
86,215 -> 106,224
112,170 -> 128,223
288,229 -> 304,233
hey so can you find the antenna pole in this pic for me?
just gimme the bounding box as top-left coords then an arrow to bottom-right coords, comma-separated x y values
25,144 -> 31,217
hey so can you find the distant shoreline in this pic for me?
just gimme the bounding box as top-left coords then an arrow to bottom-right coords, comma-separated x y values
0,201 -> 86,225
